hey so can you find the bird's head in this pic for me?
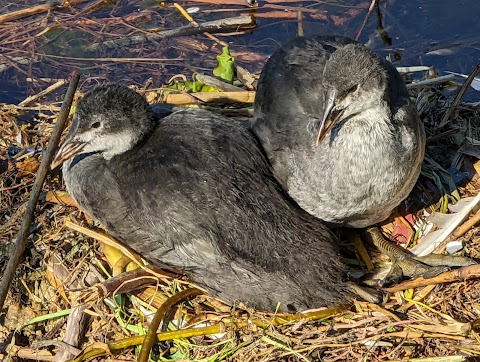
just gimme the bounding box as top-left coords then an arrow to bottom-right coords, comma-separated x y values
316,42 -> 392,145
52,84 -> 156,168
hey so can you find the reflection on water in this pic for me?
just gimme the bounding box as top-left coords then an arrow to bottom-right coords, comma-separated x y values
365,0 -> 480,74
0,0 -> 479,103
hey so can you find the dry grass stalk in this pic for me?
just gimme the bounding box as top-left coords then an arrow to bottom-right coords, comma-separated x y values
159,90 -> 256,105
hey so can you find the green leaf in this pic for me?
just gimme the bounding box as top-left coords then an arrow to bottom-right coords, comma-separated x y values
213,46 -> 235,84
164,79 -> 217,93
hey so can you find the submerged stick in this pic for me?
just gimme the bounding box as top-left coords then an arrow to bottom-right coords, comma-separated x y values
19,79 -> 68,107
174,2 -> 228,46
355,0 -> 376,40
85,15 -> 255,51
0,0 -> 90,25
0,73 -> 79,311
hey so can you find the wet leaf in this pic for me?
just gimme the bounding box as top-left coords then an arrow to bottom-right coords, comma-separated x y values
213,46 -> 235,84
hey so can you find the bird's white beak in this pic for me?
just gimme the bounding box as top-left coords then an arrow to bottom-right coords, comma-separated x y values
51,139 -> 85,169
316,88 -> 345,146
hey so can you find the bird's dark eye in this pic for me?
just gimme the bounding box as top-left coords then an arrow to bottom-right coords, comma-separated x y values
347,84 -> 359,94
91,122 -> 101,129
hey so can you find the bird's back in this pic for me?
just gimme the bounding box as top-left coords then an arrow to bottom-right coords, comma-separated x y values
64,108 -> 348,311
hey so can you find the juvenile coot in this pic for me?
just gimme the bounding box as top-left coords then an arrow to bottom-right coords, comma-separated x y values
53,84 -> 349,312
253,35 -> 475,279
253,35 -> 425,228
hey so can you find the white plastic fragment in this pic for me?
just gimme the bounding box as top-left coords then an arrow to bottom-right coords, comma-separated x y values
445,71 -> 480,91
446,240 -> 464,254
411,193 -> 480,257
186,6 -> 200,14
413,211 -> 435,238
396,66 -> 431,73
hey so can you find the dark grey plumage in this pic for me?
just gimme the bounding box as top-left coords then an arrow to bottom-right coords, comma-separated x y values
55,84 -> 349,312
253,35 -> 425,228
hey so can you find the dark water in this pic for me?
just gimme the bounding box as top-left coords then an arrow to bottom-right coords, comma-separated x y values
0,0 -> 479,104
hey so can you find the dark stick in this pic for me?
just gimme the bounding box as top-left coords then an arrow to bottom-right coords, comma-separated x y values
0,72 -> 80,311
137,288 -> 203,362
438,63 -> 480,128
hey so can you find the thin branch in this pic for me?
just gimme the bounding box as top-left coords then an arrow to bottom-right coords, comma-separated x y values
438,63 -> 480,128
0,72 -> 80,311
0,0 -> 91,25
354,0 -> 376,40
85,15 -> 255,51
384,264 -> 480,293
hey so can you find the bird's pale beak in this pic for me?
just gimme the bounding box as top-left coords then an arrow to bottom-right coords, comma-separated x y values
316,89 -> 344,146
51,140 -> 85,169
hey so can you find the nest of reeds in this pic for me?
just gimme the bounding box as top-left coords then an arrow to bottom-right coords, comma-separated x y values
2,1 -> 480,361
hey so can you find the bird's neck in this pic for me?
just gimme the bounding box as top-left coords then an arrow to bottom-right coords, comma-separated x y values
337,102 -> 394,139
99,130 -> 140,160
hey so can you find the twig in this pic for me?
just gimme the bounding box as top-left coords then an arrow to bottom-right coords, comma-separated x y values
438,64 -> 480,128
45,190 -> 78,207
297,11 -> 304,37
19,79 -> 68,107
85,15 -> 255,52
235,65 -> 257,90
81,269 -> 161,303
354,0 -> 376,40
452,209 -> 480,238
174,2 -> 227,46
0,72 -> 79,311
396,66 -> 431,73
33,340 -> 81,356
395,285 -> 435,313
384,264 -> 480,293
138,288 -> 203,362
0,0 -> 91,25
353,233 -> 374,270
426,129 -> 459,144
1,345 -> 55,361
65,220 -> 180,279
1,55 -> 184,75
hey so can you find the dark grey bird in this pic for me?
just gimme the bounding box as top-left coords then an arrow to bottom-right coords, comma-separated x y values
252,35 -> 475,279
253,35 -> 425,228
52,84 -> 350,312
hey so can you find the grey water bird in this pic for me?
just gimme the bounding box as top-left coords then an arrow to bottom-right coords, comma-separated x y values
52,84 -> 350,312
253,35 -> 475,279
